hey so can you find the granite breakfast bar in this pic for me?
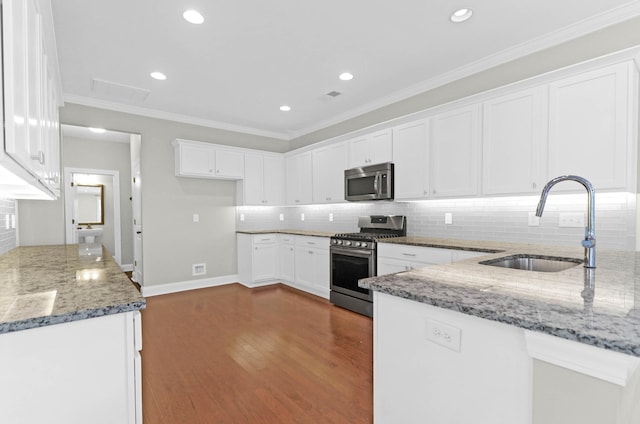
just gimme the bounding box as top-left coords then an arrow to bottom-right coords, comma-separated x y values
0,245 -> 145,424
362,237 -> 640,424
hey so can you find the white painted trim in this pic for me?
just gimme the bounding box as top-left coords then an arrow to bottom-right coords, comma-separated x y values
63,94 -> 291,141
239,279 -> 280,289
119,263 -> 133,272
63,167 -> 122,266
141,274 -> 240,297
524,330 -> 640,386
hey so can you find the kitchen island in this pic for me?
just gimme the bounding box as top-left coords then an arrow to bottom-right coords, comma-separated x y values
361,237 -> 640,424
0,245 -> 145,424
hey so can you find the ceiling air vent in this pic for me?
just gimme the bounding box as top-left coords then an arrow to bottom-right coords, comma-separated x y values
91,78 -> 150,102
326,91 -> 341,98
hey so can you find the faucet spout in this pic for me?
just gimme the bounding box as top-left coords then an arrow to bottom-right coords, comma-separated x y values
535,175 -> 596,268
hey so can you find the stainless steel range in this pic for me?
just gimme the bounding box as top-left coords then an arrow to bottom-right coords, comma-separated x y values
330,215 -> 406,317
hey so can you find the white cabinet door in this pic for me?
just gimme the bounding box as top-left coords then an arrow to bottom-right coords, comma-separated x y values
262,154 -> 284,205
243,153 -> 284,205
348,129 -> 393,168
285,152 -> 313,205
548,62 -> 632,191
294,236 -> 330,298
312,142 -> 348,203
243,153 -> 264,204
392,119 -> 430,199
3,0 -> 31,172
252,242 -> 278,282
430,105 -> 480,197
214,149 -> 244,179
278,235 -> 295,283
176,142 -> 215,176
482,87 -> 547,195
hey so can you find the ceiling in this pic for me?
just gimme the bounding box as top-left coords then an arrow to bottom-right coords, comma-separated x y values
51,0 -> 640,140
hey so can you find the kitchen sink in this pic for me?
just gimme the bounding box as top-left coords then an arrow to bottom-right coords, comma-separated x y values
479,254 -> 583,272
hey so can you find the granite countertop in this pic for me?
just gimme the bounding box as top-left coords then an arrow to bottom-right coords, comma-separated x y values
237,229 -> 336,238
363,237 -> 640,357
0,245 -> 146,334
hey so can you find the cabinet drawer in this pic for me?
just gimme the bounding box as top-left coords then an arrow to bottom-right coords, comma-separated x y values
378,243 -> 453,265
279,234 -> 294,244
252,234 -> 277,244
295,236 -> 329,249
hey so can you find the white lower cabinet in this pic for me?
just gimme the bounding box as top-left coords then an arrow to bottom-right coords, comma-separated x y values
377,243 -> 486,276
237,233 -> 279,285
278,234 -> 295,283
237,234 -> 330,297
293,236 -> 330,298
0,311 -> 142,424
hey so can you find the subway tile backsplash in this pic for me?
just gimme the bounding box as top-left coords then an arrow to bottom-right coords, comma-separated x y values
0,198 -> 17,255
237,193 -> 637,251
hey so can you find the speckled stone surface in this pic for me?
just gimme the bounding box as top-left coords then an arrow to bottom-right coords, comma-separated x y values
362,240 -> 640,357
0,245 -> 145,334
236,229 -> 336,238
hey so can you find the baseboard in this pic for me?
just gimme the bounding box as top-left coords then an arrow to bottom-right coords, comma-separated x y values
141,274 -> 239,297
120,263 -> 133,272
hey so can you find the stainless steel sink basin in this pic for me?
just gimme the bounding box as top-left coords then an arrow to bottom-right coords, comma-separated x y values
479,254 -> 583,272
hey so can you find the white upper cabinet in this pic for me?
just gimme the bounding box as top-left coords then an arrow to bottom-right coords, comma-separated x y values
215,149 -> 245,179
348,129 -> 393,168
173,139 -> 244,180
430,105 -> 480,198
1,0 -> 62,199
285,152 -> 313,205
241,153 -> 284,205
548,62 -> 633,191
482,87 -> 547,195
312,142 -> 348,203
392,119 -> 430,199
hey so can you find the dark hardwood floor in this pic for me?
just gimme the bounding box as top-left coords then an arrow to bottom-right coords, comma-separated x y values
141,283 -> 373,423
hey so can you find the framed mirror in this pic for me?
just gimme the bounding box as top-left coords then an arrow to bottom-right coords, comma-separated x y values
76,184 -> 104,225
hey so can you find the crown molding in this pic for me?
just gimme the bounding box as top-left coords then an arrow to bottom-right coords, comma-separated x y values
62,94 -> 292,141
289,2 -> 640,138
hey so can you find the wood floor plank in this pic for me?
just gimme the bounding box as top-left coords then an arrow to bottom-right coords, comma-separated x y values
141,283 -> 373,423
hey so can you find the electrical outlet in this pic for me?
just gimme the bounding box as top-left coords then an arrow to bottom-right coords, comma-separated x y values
301,213 -> 305,221
426,319 -> 461,352
240,214 -> 245,222
193,213 -> 199,223
445,212 -> 453,225
559,212 -> 585,228
279,213 -> 284,221
528,212 -> 540,226
329,213 -> 334,222
192,263 -> 206,276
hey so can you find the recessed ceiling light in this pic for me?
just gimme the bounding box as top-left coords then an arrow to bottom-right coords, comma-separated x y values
89,127 -> 106,133
150,71 -> 167,80
280,105 -> 291,112
183,10 -> 204,24
339,72 -> 354,81
450,8 -> 473,23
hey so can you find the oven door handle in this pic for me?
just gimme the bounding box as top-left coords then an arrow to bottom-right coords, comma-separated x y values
331,247 -> 374,257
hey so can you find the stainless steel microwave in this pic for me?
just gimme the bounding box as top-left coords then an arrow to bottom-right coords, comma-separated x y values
344,162 -> 394,201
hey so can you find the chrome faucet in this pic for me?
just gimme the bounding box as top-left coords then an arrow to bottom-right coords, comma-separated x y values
535,175 -> 596,268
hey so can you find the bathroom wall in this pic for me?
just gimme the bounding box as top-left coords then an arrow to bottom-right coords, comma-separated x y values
0,199 -> 17,255
237,192 -> 636,251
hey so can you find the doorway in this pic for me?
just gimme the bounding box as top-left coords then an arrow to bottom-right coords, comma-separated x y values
61,125 -> 143,283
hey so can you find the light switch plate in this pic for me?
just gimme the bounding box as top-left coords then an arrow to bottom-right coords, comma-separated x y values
193,213 -> 199,223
